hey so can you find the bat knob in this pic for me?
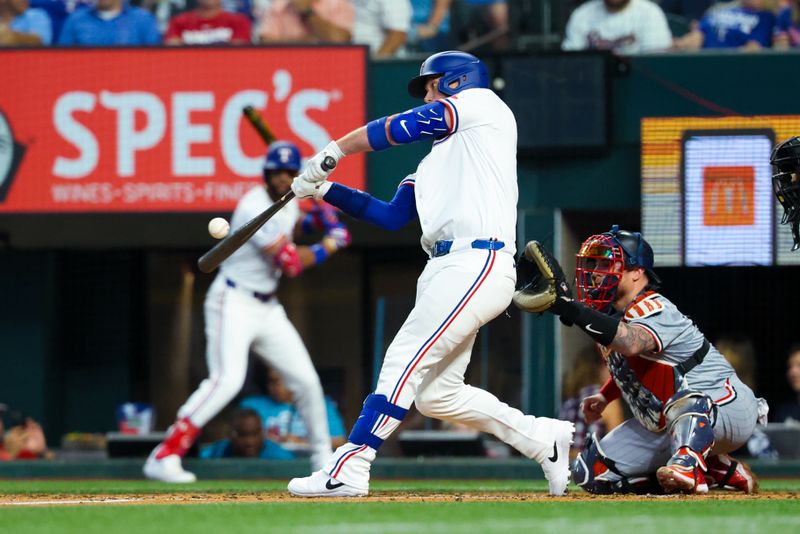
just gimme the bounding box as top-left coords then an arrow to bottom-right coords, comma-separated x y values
321,156 -> 337,172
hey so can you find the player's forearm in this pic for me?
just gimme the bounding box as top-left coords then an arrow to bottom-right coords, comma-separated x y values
297,238 -> 337,268
321,182 -> 416,230
599,377 -> 620,403
607,322 -> 656,356
336,126 -> 374,155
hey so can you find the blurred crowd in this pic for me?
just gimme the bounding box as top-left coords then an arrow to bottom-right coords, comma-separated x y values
563,0 -> 800,54
0,0 -> 509,56
5,0 -> 800,55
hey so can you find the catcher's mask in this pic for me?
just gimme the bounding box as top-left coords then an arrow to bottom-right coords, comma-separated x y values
575,225 -> 660,312
770,137 -> 800,251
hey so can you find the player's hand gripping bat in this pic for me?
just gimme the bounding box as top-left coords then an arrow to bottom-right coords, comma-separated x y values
197,156 -> 336,273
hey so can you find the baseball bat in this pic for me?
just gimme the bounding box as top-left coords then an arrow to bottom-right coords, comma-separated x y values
197,156 -> 337,273
242,105 -> 277,145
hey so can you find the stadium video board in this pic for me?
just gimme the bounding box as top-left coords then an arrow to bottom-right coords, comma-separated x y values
641,116 -> 800,266
0,47 -> 366,213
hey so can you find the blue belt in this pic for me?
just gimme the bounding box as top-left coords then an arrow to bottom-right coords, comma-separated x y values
432,239 -> 505,258
225,278 -> 274,303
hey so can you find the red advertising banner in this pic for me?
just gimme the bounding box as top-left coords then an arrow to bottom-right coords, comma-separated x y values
0,47 -> 366,213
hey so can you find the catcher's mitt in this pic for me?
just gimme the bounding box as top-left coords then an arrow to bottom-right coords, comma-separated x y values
512,240 -> 572,313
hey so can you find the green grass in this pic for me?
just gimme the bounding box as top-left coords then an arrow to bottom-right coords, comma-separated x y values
0,480 -> 797,534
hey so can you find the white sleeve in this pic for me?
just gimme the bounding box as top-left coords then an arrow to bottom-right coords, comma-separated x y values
440,89 -> 496,133
232,200 -> 284,250
381,0 -> 411,32
638,5 -> 673,52
250,219 -> 284,250
561,9 -> 589,51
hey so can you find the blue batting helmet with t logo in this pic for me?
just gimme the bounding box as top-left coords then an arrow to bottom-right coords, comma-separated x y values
407,51 -> 489,99
263,141 -> 301,173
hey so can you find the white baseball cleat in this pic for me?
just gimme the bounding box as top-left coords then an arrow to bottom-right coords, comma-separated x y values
288,470 -> 368,498
539,420 -> 575,496
143,450 -> 197,483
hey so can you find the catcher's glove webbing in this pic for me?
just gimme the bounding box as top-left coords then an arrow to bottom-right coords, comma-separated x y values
512,240 -> 572,313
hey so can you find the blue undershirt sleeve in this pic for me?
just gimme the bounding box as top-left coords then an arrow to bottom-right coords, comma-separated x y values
322,182 -> 417,231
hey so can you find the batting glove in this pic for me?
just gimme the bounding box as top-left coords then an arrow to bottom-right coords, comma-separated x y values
326,224 -> 351,250
304,141 -> 344,183
292,176 -> 330,199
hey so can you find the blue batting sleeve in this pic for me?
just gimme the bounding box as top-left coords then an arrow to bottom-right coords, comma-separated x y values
309,243 -> 330,265
322,182 -> 417,231
367,116 -> 391,151
388,101 -> 449,144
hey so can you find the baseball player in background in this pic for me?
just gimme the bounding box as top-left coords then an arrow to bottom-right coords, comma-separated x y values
144,141 -> 350,483
285,50 -> 576,497
515,227 -> 768,494
771,136 -> 800,251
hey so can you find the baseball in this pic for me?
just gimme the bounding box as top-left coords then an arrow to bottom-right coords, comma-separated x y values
208,217 -> 230,239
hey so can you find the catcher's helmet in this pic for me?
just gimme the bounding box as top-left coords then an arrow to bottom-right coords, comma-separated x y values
770,137 -> 800,251
407,51 -> 489,99
263,141 -> 301,174
575,226 -> 660,312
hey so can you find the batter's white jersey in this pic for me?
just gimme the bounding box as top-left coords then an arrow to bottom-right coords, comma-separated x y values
414,88 -> 519,256
562,0 -> 672,55
219,186 -> 301,293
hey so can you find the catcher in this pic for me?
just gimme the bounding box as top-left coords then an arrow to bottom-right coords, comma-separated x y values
513,227 -> 768,494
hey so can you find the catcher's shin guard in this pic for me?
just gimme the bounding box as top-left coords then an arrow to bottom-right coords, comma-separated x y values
663,390 -> 716,470
571,434 -> 661,494
348,394 -> 408,451
659,390 -> 716,494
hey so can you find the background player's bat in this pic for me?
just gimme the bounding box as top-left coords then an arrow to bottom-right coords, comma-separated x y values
242,105 -> 277,145
197,156 -> 337,273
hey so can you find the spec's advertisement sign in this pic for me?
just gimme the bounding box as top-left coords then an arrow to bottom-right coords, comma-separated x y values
0,47 -> 366,213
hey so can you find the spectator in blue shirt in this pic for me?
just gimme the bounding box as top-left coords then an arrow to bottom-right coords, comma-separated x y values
658,0 -> 715,23
0,0 -> 52,45
58,0 -> 161,45
30,0 -> 92,43
409,0 -> 451,52
774,0 -> 800,49
674,0 -> 777,51
200,408 -> 294,459
240,367 -> 347,458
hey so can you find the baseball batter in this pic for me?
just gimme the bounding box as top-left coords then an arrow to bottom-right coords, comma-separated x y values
285,51 -> 575,498
144,141 -> 350,483
516,227 -> 767,494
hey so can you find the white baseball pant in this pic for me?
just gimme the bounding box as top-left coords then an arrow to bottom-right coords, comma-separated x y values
323,248 -> 564,490
178,275 -> 333,468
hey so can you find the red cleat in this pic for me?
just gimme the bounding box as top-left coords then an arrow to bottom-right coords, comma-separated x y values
706,454 -> 758,494
656,465 -> 709,494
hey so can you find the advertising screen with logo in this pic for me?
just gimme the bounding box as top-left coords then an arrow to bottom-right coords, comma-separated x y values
0,47 -> 366,213
642,117 -> 800,267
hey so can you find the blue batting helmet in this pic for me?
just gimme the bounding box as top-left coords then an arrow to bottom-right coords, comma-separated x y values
263,141 -> 301,173
603,225 -> 660,285
407,51 -> 489,99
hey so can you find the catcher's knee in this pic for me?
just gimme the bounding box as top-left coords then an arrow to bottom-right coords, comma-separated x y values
348,394 -> 408,451
664,390 -> 716,459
